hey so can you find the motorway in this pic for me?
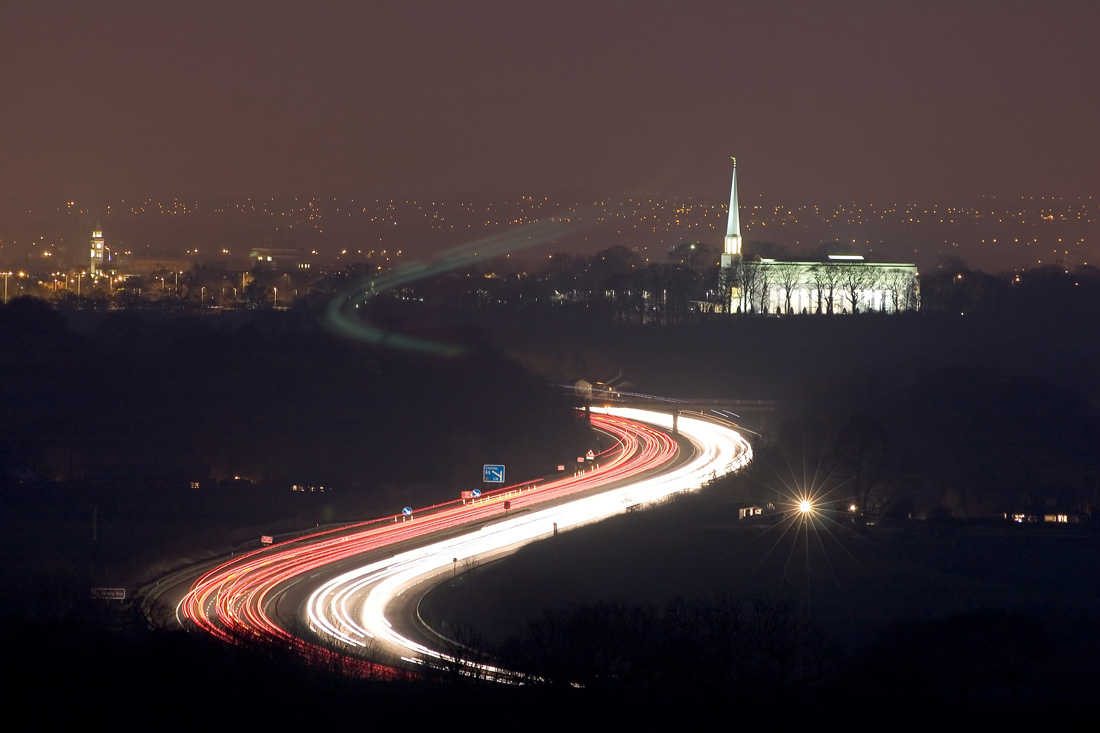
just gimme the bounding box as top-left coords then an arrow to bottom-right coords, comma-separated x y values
171,407 -> 752,678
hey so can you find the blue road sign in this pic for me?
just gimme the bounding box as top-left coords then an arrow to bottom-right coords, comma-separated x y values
483,464 -> 506,483
472,488 -> 482,498
402,506 -> 412,516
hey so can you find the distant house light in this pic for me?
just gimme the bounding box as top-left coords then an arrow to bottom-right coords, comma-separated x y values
827,254 -> 865,261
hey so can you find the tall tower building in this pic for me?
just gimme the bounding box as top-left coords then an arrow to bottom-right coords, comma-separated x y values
719,158 -> 743,311
722,157 -> 743,259
89,220 -> 105,275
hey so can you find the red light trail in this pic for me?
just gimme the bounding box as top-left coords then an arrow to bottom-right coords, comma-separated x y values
177,413 -> 680,675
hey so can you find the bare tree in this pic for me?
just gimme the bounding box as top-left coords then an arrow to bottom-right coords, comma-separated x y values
810,263 -> 843,314
734,259 -> 767,314
903,271 -> 920,311
772,262 -> 803,314
745,598 -> 834,691
883,269 -> 908,312
718,263 -> 737,313
830,414 -> 907,518
755,263 -> 771,314
433,622 -> 495,684
732,259 -> 753,313
664,595 -> 747,694
841,264 -> 875,314
502,601 -> 660,689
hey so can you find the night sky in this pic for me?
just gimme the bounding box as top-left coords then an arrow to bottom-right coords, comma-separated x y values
4,0 -> 1099,202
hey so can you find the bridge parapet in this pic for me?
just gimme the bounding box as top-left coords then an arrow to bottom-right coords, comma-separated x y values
576,396 -> 776,436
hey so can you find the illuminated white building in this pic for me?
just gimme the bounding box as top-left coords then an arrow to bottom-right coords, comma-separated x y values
718,160 -> 918,314
746,254 -> 919,314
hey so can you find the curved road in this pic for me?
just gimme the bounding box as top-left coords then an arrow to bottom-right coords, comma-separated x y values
172,407 -> 751,677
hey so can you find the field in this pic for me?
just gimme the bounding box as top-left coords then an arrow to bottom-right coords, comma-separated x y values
422,487 -> 1100,680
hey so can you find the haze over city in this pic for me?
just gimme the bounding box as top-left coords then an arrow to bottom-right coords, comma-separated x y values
4,1 -> 1098,201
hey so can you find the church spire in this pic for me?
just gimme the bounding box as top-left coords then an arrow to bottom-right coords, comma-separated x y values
723,157 -> 742,256
726,157 -> 740,237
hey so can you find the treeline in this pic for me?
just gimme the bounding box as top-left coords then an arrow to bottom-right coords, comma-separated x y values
458,598 -> 1092,707
395,243 -> 1100,323
920,260 -> 1100,316
8,605 -> 1094,722
0,297 -> 585,491
739,365 -> 1100,519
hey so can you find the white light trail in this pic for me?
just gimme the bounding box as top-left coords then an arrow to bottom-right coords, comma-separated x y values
305,407 -> 752,672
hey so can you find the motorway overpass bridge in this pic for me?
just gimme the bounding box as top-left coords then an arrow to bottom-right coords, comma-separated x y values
577,396 -> 779,436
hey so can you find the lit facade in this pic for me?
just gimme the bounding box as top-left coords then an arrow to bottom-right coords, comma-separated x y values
741,255 -> 919,314
719,160 -> 918,314
250,246 -> 309,271
89,221 -> 105,275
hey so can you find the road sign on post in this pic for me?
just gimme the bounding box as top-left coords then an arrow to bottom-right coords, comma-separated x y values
91,588 -> 126,600
483,464 -> 505,483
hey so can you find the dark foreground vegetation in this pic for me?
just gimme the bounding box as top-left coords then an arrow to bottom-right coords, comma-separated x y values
6,587 -> 1095,726
5,602 -> 1098,727
421,488 -> 1100,714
